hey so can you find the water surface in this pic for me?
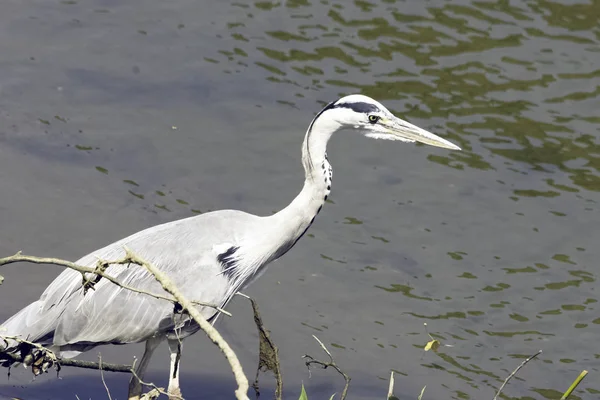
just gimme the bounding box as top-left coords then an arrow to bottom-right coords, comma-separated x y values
0,0 -> 599,399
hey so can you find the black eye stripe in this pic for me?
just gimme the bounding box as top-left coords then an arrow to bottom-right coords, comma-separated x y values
334,101 -> 380,114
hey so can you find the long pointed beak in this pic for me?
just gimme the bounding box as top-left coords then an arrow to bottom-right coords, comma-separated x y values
388,117 -> 461,150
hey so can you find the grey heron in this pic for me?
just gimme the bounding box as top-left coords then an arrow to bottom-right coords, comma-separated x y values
0,94 -> 460,398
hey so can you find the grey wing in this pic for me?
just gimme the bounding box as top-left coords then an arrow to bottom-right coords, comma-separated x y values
2,210 -> 255,351
53,247 -> 229,347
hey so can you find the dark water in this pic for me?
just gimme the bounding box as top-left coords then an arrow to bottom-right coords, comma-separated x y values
1,0 -> 599,399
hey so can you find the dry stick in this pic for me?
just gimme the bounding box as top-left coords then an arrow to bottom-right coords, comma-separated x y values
122,247 -> 249,400
98,354 -> 113,400
303,335 -> 350,400
1,335 -> 130,374
237,292 -> 283,400
129,367 -> 182,400
1,346 -> 132,373
493,350 -> 542,400
0,252 -> 230,317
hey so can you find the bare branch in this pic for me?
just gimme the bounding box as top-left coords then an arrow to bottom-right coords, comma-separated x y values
0,252 -> 230,316
303,335 -> 350,400
0,250 -> 246,398
1,338 -> 133,373
59,358 -> 132,373
122,247 -> 249,400
494,350 -> 542,400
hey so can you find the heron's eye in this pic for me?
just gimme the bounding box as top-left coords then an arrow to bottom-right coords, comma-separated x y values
368,115 -> 380,124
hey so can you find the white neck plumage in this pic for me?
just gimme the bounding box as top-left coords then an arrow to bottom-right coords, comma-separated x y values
266,109 -> 337,258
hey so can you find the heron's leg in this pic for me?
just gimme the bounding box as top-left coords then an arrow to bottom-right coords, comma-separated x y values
128,336 -> 163,400
167,337 -> 183,399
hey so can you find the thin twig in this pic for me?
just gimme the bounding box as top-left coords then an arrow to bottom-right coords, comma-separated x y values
129,367 -> 182,400
303,335 -> 350,400
123,247 -> 249,400
98,354 -> 113,400
62,358 -> 132,372
493,350 -> 542,400
0,252 -> 230,316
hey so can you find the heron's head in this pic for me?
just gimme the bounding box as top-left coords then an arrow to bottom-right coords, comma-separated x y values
314,94 -> 461,150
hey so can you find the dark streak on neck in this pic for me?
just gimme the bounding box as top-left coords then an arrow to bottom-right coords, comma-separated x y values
305,100 -> 337,175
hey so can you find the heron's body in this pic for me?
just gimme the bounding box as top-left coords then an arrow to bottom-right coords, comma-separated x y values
2,180 -> 326,352
0,95 -> 459,399
4,211 -> 251,350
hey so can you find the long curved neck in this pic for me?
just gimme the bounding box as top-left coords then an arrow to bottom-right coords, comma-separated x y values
266,116 -> 337,256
